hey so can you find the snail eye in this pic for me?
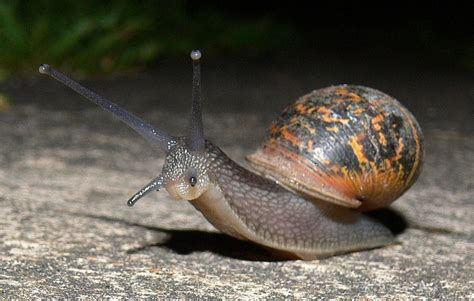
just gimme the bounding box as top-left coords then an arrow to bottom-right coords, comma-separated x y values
189,176 -> 197,187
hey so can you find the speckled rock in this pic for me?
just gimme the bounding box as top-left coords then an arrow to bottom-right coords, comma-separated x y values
0,57 -> 472,298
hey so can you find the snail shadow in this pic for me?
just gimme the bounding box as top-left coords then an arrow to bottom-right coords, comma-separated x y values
366,207 -> 408,235
76,208 -> 407,261
75,212 -> 283,261
127,228 -> 284,261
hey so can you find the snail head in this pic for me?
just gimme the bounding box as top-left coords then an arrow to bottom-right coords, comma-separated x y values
39,50 -> 210,205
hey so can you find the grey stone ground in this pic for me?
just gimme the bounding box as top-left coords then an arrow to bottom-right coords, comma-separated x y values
0,55 -> 472,298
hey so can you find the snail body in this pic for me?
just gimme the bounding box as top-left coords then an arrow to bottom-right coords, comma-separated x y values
39,50 -> 423,260
187,141 -> 394,259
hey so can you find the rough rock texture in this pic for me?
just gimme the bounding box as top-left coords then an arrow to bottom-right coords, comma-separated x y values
0,56 -> 472,298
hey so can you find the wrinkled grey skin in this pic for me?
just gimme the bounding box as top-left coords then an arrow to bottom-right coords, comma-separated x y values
165,139 -> 393,259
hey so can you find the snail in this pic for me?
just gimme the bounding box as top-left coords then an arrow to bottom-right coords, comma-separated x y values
38,50 -> 423,260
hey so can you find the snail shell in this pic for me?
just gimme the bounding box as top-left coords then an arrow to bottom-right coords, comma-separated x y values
248,85 -> 424,211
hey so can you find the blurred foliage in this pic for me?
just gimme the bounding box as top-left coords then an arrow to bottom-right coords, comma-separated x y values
0,1 -> 300,78
0,1 -> 471,79
0,93 -> 11,111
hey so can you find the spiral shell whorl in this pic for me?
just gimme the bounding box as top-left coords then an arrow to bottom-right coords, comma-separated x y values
249,85 -> 423,211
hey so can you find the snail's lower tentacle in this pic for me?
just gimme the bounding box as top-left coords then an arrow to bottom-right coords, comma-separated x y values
127,175 -> 164,207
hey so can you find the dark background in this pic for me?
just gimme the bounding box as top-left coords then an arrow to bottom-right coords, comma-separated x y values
0,1 -> 472,78
1,1 -> 472,137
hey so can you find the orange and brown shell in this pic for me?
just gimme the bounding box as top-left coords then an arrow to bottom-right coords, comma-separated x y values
247,85 -> 424,211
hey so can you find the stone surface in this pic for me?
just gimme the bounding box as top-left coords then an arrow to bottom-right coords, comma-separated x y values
0,56 -> 472,298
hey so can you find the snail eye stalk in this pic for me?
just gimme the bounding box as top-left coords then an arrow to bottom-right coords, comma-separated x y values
38,64 -> 173,152
186,50 -> 205,151
189,176 -> 197,187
